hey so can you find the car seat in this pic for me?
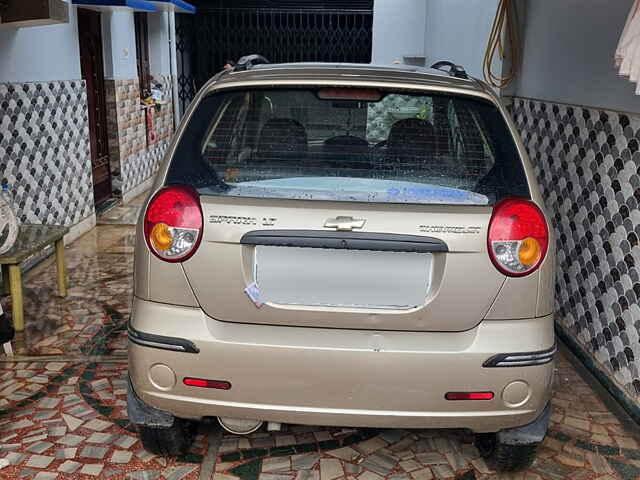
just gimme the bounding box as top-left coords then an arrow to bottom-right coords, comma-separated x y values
323,135 -> 370,169
256,118 -> 308,162
385,118 -> 437,170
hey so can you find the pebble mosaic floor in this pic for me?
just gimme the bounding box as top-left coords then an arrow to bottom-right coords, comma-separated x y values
1,197 -> 640,479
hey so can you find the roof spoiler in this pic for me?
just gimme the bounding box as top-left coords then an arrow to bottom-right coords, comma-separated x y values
430,61 -> 468,79
234,54 -> 270,71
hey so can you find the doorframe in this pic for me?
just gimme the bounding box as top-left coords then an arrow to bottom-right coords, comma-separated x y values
77,7 -> 113,207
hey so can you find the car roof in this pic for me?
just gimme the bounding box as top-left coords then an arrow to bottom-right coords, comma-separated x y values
209,62 -> 493,96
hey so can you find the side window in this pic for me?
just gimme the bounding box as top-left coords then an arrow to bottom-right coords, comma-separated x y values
240,92 -> 270,151
446,99 -> 495,179
201,94 -> 247,164
447,100 -> 465,160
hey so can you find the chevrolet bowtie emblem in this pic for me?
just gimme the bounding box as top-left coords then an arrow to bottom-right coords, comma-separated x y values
324,216 -> 366,231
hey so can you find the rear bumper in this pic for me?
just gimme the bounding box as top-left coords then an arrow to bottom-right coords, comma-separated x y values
128,297 -> 554,433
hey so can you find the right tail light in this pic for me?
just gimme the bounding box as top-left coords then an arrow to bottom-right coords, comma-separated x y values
488,198 -> 549,277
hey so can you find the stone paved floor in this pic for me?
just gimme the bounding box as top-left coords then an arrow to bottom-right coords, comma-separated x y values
97,194 -> 144,226
1,197 -> 640,479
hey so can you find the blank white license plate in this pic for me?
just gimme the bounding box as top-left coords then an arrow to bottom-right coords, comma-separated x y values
255,246 -> 432,309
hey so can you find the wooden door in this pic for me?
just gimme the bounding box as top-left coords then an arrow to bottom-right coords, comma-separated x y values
77,8 -> 112,206
135,12 -> 151,98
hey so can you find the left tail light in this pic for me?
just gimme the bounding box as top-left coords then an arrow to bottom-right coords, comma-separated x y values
487,197 -> 549,277
143,185 -> 203,263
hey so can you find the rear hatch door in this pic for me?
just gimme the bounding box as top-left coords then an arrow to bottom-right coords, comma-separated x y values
170,84 -> 530,332
182,196 -> 504,332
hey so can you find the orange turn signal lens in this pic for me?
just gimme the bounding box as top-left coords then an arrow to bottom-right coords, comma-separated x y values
150,223 -> 173,251
518,237 -> 541,267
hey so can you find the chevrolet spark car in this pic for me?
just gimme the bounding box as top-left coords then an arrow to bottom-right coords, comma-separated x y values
128,57 -> 555,472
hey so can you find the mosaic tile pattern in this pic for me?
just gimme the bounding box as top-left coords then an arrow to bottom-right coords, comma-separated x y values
4,353 -> 640,479
510,98 -> 640,403
121,138 -> 169,195
2,210 -> 640,479
104,78 -> 173,198
105,78 -> 146,197
0,361 -> 209,479
0,80 -> 95,226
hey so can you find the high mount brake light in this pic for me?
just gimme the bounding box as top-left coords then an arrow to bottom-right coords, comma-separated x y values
317,88 -> 382,101
487,198 -> 549,277
143,185 -> 203,263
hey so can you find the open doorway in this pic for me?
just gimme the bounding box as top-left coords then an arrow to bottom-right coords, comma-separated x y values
77,8 -> 113,206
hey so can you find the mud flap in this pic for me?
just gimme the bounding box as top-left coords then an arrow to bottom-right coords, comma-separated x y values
127,376 -> 175,429
497,403 -> 551,445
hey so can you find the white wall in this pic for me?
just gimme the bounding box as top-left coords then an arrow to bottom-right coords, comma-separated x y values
0,3 -> 82,83
148,12 -> 171,76
0,4 -> 142,83
371,0 -> 427,65
101,10 -> 138,80
513,0 -> 640,113
371,0 -> 502,78
423,0 -> 499,80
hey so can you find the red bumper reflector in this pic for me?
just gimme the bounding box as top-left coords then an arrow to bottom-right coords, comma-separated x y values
445,392 -> 494,401
183,378 -> 231,390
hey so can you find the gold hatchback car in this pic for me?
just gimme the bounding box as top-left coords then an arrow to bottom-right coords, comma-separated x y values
128,57 -> 555,472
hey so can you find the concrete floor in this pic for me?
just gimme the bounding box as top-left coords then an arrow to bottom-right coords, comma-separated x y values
1,198 -> 640,479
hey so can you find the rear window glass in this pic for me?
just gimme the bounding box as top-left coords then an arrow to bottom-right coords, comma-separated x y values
166,88 -> 530,205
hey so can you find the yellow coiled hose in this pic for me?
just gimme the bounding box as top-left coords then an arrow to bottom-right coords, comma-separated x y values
483,0 -> 521,89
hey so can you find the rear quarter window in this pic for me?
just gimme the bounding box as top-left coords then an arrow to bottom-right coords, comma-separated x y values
166,87 -> 530,205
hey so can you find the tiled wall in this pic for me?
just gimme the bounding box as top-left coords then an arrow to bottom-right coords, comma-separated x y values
510,97 -> 640,403
104,78 -> 173,197
105,78 -> 145,197
0,80 -> 94,226
121,137 -> 170,193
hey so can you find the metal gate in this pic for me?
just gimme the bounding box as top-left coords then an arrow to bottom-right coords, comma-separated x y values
175,5 -> 373,114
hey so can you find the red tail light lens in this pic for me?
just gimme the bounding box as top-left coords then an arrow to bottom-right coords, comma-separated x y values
445,392 -> 494,401
183,377 -> 231,390
143,185 -> 203,263
488,198 -> 549,277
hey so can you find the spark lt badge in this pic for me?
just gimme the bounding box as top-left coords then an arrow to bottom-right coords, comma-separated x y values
209,215 -> 277,227
419,225 -> 482,234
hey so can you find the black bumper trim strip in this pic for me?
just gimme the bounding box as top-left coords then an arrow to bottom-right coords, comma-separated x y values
127,325 -> 199,354
483,344 -> 556,368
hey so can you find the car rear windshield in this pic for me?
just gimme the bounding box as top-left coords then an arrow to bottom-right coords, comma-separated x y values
166,87 -> 530,205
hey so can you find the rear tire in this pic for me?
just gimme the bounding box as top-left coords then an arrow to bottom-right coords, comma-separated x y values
138,418 -> 197,456
475,433 -> 539,472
